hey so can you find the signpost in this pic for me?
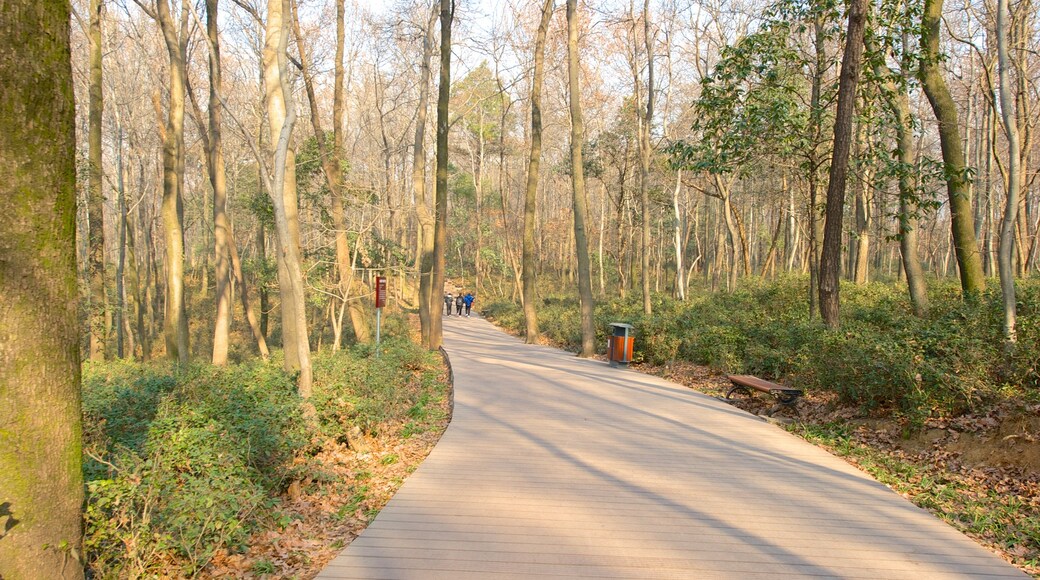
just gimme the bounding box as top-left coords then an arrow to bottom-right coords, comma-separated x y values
374,276 -> 386,357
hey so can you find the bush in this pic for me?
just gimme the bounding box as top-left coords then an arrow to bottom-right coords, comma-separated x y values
83,361 -> 304,577
485,276 -> 1040,419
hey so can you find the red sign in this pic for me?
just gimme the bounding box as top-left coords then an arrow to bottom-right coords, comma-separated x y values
374,276 -> 387,308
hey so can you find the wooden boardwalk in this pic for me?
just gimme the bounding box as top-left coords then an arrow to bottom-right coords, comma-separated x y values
318,316 -> 1026,579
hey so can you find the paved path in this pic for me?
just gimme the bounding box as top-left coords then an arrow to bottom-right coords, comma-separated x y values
319,315 -> 1026,579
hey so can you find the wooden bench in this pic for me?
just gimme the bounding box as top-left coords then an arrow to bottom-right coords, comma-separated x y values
725,374 -> 802,405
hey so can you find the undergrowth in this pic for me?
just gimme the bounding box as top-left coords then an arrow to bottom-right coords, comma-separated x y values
483,277 -> 1040,421
82,333 -> 446,578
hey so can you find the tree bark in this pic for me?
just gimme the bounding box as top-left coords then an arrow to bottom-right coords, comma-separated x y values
870,35 -> 929,316
430,0 -> 453,351
205,0 -> 233,365
0,2 -> 84,576
636,0 -> 654,315
415,2 -> 437,346
919,0 -> 986,295
87,0 -> 106,360
264,0 -> 311,396
567,0 -> 596,357
996,0 -> 1020,342
523,0 -> 553,343
819,0 -> 867,329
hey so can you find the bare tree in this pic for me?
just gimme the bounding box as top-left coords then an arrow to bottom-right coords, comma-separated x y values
523,0 -> 554,343
430,0 -> 454,350
567,0 -> 596,357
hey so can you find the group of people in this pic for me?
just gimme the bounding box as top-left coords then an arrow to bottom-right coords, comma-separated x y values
444,292 -> 475,317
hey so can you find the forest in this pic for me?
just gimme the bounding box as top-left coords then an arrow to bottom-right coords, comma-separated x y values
1,0 -> 1038,576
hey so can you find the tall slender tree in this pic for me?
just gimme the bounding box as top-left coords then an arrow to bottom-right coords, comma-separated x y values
919,0 -> 986,296
264,0 -> 312,396
0,1 -> 84,576
523,0 -> 554,343
87,0 -> 106,360
153,0 -> 190,362
415,2 -> 437,346
430,0 -> 453,350
567,0 -> 597,357
996,0 -> 1021,342
819,0 -> 868,328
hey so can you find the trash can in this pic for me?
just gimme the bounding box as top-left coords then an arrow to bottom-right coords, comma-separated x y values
607,323 -> 634,367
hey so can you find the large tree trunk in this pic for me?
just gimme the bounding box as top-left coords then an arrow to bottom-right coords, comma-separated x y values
523,0 -> 553,344
205,0 -> 233,365
157,0 -> 190,362
996,0 -> 1021,342
430,0 -> 453,351
673,170 -> 685,300
567,0 -> 596,358
919,0 -> 986,296
819,0 -> 866,329
0,2 -> 84,576
264,0 -> 311,396
415,2 -> 437,346
87,0 -> 106,360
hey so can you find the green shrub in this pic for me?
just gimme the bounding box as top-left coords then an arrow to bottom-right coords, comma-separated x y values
485,276 -> 1040,418
83,361 -> 304,577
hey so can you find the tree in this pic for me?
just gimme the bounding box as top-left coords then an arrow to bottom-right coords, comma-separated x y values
263,0 -> 312,396
567,0 -> 597,358
523,0 -> 554,343
151,0 -> 191,362
995,0 -> 1021,342
819,0 -> 868,328
0,1 -> 84,577
919,0 -> 986,296
415,1 -> 438,346
291,0 -> 370,348
430,0 -> 453,351
87,0 -> 106,360
206,0 -> 232,365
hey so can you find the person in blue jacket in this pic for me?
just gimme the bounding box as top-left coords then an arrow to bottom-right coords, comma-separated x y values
463,292 -> 475,317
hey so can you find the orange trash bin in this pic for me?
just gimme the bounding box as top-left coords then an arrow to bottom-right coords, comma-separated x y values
607,323 -> 634,367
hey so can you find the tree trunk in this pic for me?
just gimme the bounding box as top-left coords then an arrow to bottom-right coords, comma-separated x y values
414,2 -> 437,346
87,0 -> 106,360
636,0 -> 654,315
228,224 -> 270,357
523,0 -> 553,343
673,170 -> 685,300
819,0 -> 866,329
430,0 -> 453,351
996,0 -> 1020,342
157,0 -> 190,362
853,163 -> 871,285
870,35 -> 929,316
0,2 -> 84,576
567,0 -> 596,357
264,0 -> 311,396
919,0 -> 986,295
205,0 -> 233,365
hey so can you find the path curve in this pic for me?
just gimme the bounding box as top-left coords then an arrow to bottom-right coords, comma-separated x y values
319,315 -> 1025,579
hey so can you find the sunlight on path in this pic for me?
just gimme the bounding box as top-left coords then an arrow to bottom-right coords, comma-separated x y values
318,315 -> 1026,579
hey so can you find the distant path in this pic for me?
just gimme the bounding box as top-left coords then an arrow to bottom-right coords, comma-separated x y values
318,315 -> 1025,579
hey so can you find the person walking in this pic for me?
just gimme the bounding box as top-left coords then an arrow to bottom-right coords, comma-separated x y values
455,293 -> 464,316
463,292 -> 474,317
444,293 -> 453,316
